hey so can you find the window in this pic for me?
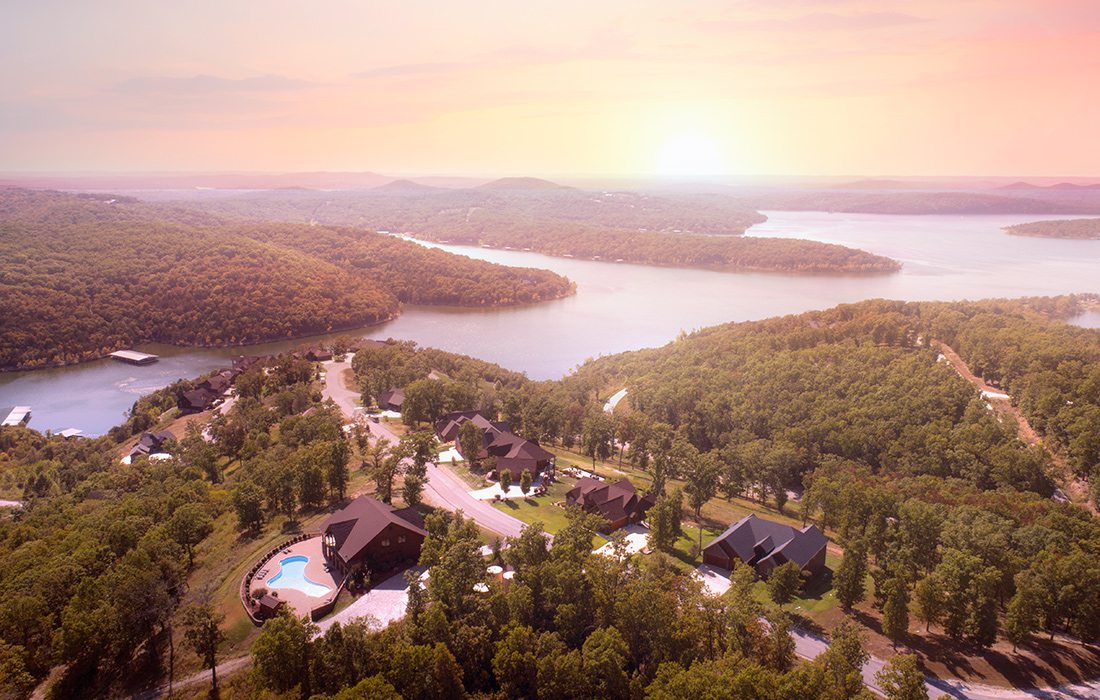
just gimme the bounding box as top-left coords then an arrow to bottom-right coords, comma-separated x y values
398,535 -> 406,543
381,539 -> 390,547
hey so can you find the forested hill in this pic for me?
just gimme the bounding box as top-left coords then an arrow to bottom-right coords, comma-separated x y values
0,189 -> 573,371
163,186 -> 901,274
1004,218 -> 1100,239
563,295 -> 1100,498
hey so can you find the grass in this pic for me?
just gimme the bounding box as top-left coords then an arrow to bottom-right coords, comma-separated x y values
491,477 -> 577,534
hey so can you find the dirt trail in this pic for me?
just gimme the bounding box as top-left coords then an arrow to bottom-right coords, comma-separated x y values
933,341 -> 1095,512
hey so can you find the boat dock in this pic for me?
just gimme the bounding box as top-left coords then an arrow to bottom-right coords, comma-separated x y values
109,350 -> 159,365
0,406 -> 31,427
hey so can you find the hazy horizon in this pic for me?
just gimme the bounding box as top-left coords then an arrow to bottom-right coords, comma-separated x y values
3,1 -> 1099,177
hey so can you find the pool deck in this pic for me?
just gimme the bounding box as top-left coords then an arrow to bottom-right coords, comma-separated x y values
249,537 -> 342,619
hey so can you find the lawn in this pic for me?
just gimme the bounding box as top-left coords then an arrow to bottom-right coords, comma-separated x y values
491,477 -> 577,533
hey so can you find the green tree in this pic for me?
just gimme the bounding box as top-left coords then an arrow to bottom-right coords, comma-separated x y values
180,602 -> 227,698
819,617 -> 870,700
882,576 -> 911,648
457,420 -> 483,468
519,468 -> 533,497
167,503 -> 214,567
252,611 -> 317,697
684,450 -> 721,520
231,480 -> 265,533
647,488 -> 683,552
581,408 -> 615,468
876,653 -> 928,700
913,574 -> 944,632
835,538 -> 869,611
1004,586 -> 1040,652
768,561 -> 803,607
403,473 -> 424,508
332,676 -> 402,700
499,468 -> 512,494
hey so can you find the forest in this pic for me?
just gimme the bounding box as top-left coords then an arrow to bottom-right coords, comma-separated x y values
165,185 -> 901,274
0,189 -> 573,371
3,298 -> 1100,698
1004,218 -> 1100,239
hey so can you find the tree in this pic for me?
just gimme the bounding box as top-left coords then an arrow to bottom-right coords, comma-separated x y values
913,574 -> 944,632
647,489 -> 683,552
365,438 -> 401,503
180,602 -> 227,698
326,439 -> 350,500
505,521 -> 551,571
819,617 -> 869,700
499,468 -> 512,494
167,503 -> 214,567
1004,587 -> 1040,652
876,653 -> 928,700
882,576 -> 911,648
332,676 -> 402,700
684,450 -> 721,521
403,473 -> 425,508
458,420 -> 483,468
767,561 -> 803,607
835,538 -> 869,611
231,480 -> 265,533
580,408 -> 615,468
252,611 -> 317,697
519,468 -> 533,497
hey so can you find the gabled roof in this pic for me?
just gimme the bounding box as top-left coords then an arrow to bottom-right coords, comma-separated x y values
321,496 -> 427,564
568,477 -> 651,523
704,514 -> 827,569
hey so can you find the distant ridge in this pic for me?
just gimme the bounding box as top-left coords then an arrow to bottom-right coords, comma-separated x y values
373,178 -> 444,193
476,176 -> 571,191
998,181 -> 1100,191
833,178 -> 932,190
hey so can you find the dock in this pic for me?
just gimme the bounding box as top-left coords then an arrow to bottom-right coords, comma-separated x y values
0,406 -> 31,427
109,350 -> 159,365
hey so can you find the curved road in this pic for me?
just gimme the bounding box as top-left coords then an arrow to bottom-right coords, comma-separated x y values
322,356 -> 526,540
318,355 -> 1100,700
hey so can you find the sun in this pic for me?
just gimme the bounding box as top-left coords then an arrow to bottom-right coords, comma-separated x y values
655,133 -> 727,178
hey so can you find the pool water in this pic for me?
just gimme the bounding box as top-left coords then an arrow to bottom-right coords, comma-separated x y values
266,555 -> 332,598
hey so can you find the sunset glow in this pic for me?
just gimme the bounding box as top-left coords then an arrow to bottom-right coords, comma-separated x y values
1,1 -> 1099,177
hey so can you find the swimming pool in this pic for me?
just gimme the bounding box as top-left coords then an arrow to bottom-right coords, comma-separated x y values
266,555 -> 333,598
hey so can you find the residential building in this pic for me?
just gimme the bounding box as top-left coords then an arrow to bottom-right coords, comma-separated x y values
702,514 -> 827,578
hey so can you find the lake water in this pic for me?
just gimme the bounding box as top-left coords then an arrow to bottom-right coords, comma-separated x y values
2,211 -> 1098,436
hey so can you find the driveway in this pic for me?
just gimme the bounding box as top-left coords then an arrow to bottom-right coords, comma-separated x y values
320,358 -> 526,540
318,566 -> 427,632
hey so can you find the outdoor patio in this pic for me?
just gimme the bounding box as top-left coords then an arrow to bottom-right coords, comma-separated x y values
249,536 -> 342,619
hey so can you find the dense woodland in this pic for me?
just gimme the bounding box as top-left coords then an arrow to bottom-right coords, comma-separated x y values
1004,218 -> 1100,239
166,184 -> 901,274
0,189 -> 573,371
3,298 -> 1100,698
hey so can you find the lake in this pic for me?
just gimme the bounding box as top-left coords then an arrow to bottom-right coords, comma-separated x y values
2,210 -> 1098,436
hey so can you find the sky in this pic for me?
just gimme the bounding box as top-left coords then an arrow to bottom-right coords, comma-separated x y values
1,0 -> 1099,178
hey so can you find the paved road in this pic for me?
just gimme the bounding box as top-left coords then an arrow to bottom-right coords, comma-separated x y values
0,500 -> 22,509
321,356 -> 526,540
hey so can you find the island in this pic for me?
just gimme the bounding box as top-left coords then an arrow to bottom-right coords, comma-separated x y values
1004,218 -> 1100,239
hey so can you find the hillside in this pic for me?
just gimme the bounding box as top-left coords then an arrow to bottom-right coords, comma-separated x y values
0,189 -> 573,370
1004,218 -> 1100,239
743,189 -> 1100,215
165,186 -> 902,274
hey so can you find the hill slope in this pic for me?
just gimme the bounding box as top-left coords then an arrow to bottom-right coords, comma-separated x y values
0,189 -> 573,370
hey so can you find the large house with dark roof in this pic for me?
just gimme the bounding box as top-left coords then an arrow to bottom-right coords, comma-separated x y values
376,388 -> 406,412
320,496 -> 427,579
125,430 -> 176,461
566,477 -> 654,531
433,410 -> 553,478
702,514 -> 827,579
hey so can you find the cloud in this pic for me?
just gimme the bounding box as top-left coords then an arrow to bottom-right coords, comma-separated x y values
706,11 -> 926,33
353,62 -> 466,79
111,74 -> 318,95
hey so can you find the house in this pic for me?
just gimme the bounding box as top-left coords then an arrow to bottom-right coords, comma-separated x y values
125,431 -> 175,462
565,477 -> 654,531
178,369 -> 235,414
702,514 -> 827,579
433,411 -> 552,478
306,347 -> 333,362
320,496 -> 427,579
256,592 -> 285,619
377,388 -> 406,412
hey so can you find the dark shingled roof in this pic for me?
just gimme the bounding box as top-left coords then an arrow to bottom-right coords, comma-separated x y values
704,514 -> 826,570
567,477 -> 653,524
321,496 -> 427,565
